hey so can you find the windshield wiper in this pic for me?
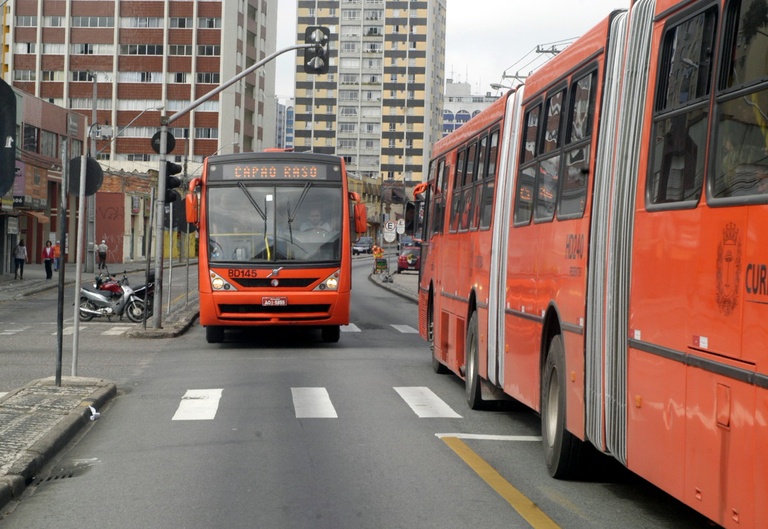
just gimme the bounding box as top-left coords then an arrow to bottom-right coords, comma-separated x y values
237,182 -> 266,221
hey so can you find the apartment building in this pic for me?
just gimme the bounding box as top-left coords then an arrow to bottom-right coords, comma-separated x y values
3,0 -> 278,175
293,0 -> 446,198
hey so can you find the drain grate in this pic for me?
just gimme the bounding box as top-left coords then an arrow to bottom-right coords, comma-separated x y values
30,458 -> 99,487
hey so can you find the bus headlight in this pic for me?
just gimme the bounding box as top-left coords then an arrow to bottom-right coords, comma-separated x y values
314,270 -> 340,291
210,271 -> 237,291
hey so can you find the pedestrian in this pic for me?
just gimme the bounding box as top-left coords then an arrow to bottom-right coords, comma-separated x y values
13,240 -> 28,280
97,239 -> 108,270
53,240 -> 61,271
42,240 -> 54,279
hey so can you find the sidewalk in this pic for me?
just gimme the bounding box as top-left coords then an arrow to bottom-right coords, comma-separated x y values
0,256 -> 414,513
0,259 -> 198,513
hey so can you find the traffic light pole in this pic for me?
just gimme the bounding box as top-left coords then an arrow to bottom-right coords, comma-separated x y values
151,42 -> 317,328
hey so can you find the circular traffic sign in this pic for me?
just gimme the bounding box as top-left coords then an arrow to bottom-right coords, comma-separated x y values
151,131 -> 176,154
384,221 -> 395,232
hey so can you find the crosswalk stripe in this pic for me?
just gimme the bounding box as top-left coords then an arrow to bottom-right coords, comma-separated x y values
291,387 -> 338,418
391,324 -> 418,333
101,326 -> 132,335
341,323 -> 361,332
394,386 -> 462,418
172,389 -> 223,421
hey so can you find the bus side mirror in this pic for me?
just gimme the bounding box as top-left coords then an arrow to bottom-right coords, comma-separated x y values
185,177 -> 201,226
354,203 -> 367,234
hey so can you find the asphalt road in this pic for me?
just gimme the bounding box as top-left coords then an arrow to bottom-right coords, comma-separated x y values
0,259 -> 712,528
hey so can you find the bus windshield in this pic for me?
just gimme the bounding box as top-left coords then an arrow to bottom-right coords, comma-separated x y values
206,183 -> 342,263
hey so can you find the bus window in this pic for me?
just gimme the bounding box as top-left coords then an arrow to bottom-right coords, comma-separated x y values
712,1 -> 768,199
535,90 -> 565,222
559,72 -> 595,218
450,151 -> 465,232
460,141 -> 478,230
471,135 -> 488,229
521,103 -> 541,163
514,166 -> 536,225
648,8 -> 715,206
479,130 -> 499,229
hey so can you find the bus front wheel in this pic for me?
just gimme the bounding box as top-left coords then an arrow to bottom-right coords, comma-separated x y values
542,335 -> 583,479
206,326 -> 224,344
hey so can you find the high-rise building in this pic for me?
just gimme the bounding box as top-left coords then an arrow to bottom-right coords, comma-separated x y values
3,0 -> 278,175
442,79 -> 499,137
293,0 -> 446,189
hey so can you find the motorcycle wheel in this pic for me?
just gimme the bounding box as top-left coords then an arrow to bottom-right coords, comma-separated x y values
125,300 -> 145,323
79,298 -> 96,322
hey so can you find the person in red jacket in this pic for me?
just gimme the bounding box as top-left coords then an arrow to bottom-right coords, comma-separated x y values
42,240 -> 54,279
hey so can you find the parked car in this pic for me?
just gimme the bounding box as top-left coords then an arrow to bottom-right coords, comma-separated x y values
397,245 -> 421,273
352,236 -> 374,255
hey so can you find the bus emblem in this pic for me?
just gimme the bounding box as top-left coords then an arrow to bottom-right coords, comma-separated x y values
267,267 -> 284,278
716,222 -> 741,316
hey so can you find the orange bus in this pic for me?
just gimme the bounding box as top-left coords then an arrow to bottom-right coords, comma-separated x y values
418,1 -> 768,526
186,151 -> 364,344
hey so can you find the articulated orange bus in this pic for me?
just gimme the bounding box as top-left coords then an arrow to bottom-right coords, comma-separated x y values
418,0 -> 767,526
186,151 -> 364,344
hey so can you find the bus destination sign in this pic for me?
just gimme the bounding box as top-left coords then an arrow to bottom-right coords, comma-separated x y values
208,162 -> 341,182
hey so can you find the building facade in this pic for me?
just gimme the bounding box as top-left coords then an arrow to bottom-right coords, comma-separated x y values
293,0 -> 446,229
1,0 -> 279,272
441,78 -> 499,137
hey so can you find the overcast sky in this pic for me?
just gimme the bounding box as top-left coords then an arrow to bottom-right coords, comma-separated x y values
275,1 -> 625,99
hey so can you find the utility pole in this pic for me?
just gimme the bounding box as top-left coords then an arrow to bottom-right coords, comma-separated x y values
151,41 -> 323,328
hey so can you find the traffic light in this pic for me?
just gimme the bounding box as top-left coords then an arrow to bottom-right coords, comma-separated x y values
303,26 -> 330,75
165,161 -> 182,203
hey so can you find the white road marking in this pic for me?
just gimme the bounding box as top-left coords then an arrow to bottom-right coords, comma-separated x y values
1,327 -> 27,335
435,433 -> 541,441
101,326 -> 132,336
291,387 -> 338,418
391,324 -> 418,333
341,323 -> 361,332
0,392 -> 7,399
172,389 -> 223,421
395,386 -> 462,418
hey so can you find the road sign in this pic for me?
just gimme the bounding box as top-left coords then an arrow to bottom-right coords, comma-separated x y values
151,131 -> 176,154
396,218 -> 405,235
384,221 -> 395,232
384,231 -> 396,243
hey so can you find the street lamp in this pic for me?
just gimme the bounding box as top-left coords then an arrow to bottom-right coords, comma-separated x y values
490,83 -> 512,91
99,105 -> 165,156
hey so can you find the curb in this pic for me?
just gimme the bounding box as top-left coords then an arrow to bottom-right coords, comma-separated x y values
0,377 -> 117,510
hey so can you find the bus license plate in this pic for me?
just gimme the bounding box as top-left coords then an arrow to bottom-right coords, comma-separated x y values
262,296 -> 288,307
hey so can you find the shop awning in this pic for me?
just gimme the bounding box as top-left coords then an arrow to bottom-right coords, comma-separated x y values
26,211 -> 50,224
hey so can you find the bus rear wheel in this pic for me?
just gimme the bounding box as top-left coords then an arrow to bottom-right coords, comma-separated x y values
321,325 -> 340,343
206,326 -> 224,344
465,312 -> 484,409
542,335 -> 583,479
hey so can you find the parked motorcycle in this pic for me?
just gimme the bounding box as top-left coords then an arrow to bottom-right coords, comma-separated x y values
79,272 -> 145,323
130,272 -> 155,320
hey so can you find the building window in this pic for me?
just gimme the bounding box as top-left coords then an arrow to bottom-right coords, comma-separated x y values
15,16 -> 37,27
170,17 -> 194,28
71,16 -> 114,27
168,45 -> 192,56
23,124 -> 39,152
199,17 -> 221,28
195,128 -> 219,139
171,72 -> 187,83
43,16 -> 63,27
13,70 -> 36,81
198,45 -> 221,56
122,17 -> 162,28
197,72 -> 221,84
120,44 -> 164,55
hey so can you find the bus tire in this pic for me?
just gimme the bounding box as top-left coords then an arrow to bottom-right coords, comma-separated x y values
542,335 -> 582,479
206,326 -> 224,344
465,311 -> 484,409
321,325 -> 340,343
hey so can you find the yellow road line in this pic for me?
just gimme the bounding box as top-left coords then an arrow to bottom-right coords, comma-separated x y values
441,436 -> 561,529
